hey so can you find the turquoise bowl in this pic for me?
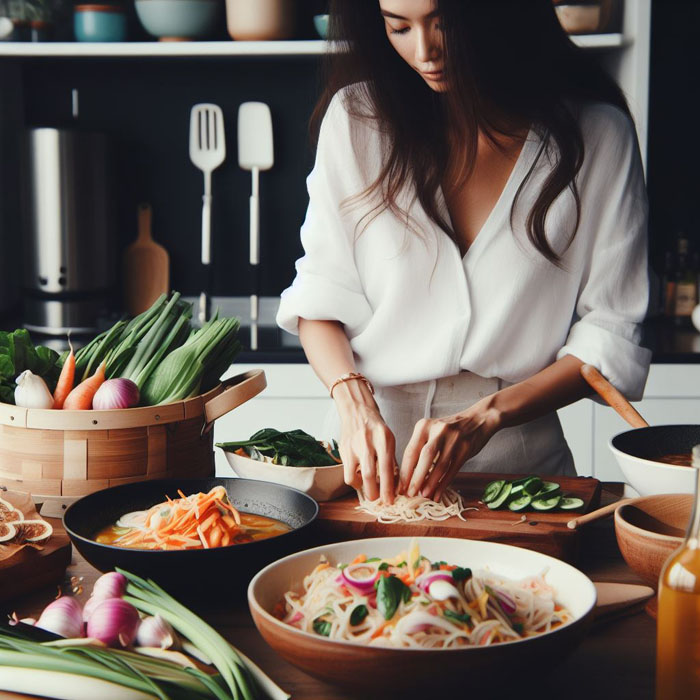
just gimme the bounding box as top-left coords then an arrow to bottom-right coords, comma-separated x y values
74,6 -> 127,42
135,0 -> 221,40
313,14 -> 329,40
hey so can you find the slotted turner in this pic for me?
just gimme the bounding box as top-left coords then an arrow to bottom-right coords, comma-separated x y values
189,103 -> 226,325
238,101 -> 274,350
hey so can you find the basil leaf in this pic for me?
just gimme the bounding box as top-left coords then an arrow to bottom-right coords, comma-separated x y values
366,557 -> 381,563
378,562 -> 389,571
350,605 -> 369,626
376,575 -> 411,620
443,609 -> 471,625
452,567 -> 472,582
432,560 -> 447,570
313,617 -> 332,637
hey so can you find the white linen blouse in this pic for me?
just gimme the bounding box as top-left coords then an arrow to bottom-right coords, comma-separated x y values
277,88 -> 652,400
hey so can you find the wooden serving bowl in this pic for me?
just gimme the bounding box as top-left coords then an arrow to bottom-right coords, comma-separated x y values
614,494 -> 691,590
248,537 -> 597,691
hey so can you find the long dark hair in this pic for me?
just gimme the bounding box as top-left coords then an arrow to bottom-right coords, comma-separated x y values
311,0 -> 631,263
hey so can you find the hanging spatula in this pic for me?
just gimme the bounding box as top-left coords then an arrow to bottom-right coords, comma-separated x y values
238,102 -> 274,351
189,103 -> 226,325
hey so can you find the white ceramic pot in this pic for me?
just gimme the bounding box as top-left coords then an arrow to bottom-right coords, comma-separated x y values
225,0 -> 294,41
222,449 -> 351,502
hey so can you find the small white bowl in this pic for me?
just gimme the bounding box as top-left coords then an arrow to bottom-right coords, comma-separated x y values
222,449 -> 351,502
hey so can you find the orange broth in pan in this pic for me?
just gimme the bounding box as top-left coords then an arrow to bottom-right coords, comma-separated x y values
95,512 -> 291,550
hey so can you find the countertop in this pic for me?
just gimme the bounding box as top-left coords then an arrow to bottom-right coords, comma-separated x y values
4,485 -> 656,700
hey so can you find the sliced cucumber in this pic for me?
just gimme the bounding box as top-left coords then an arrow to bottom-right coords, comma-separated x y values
483,480 -> 506,504
523,477 -> 544,496
559,497 -> 585,511
532,481 -> 560,499
510,476 -> 533,488
508,495 -> 532,511
487,482 -> 512,509
531,495 -> 562,511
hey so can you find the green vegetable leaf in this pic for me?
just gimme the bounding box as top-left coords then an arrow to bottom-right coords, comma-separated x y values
313,617 -> 332,637
451,567 -> 472,582
443,609 -> 471,625
431,560 -> 447,570
378,562 -> 389,571
350,605 -> 369,626
366,557 -> 381,563
513,622 -> 524,634
376,575 -> 411,620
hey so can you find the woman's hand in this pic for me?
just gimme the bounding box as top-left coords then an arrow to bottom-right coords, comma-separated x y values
398,398 -> 502,501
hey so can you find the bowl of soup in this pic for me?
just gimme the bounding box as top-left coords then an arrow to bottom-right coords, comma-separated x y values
63,477 -> 318,601
609,425 -> 700,497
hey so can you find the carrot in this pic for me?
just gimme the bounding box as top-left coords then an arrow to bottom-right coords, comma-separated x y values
62,360 -> 107,410
53,336 -> 75,409
351,554 -> 367,565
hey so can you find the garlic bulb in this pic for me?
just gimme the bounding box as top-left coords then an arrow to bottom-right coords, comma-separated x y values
14,370 -> 54,409
136,614 -> 176,649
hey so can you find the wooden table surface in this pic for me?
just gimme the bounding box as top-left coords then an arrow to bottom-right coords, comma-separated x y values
1,485 -> 656,700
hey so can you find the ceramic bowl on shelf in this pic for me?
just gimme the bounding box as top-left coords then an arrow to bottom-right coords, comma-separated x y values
135,0 -> 222,41
313,14 -> 329,40
614,494 -> 690,590
609,425 -> 700,496
221,448 -> 350,502
225,0 -> 294,41
248,536 -> 597,691
554,4 -> 602,34
74,4 -> 127,42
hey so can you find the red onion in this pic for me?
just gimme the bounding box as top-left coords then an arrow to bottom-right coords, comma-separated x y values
86,597 -> 140,647
92,571 -> 127,600
92,379 -> 140,410
415,570 -> 453,593
36,597 -> 84,639
340,563 -> 379,593
493,588 -> 517,615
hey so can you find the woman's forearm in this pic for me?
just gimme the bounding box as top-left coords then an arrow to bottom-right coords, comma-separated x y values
486,354 -> 591,429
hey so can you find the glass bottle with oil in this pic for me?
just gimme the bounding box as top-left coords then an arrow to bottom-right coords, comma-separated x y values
656,445 -> 700,699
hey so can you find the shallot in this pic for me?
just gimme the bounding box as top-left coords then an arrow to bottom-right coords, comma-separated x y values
86,597 -> 140,647
35,596 -> 84,638
135,614 -> 176,649
92,378 -> 140,410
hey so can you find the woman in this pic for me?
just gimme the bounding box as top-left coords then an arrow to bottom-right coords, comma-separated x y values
276,0 -> 651,505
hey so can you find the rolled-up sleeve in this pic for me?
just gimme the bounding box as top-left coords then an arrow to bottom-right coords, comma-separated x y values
276,93 -> 374,337
556,105 -> 652,400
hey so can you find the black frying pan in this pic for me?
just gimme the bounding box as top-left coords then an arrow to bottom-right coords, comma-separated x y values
63,478 -> 318,604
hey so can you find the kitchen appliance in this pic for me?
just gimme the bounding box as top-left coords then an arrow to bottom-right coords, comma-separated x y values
189,103 -> 225,326
238,101 -> 274,351
22,127 -> 115,335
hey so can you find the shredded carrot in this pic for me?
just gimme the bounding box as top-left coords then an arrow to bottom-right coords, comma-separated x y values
351,554 -> 367,565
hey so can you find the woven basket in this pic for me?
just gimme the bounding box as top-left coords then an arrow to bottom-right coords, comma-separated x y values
0,369 -> 266,506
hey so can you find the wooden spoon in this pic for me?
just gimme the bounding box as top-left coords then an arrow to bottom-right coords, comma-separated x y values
567,499 -> 633,529
580,364 -> 649,429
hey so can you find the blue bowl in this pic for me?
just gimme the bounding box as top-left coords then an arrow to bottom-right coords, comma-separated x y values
135,0 -> 221,40
313,14 -> 329,40
74,5 -> 127,42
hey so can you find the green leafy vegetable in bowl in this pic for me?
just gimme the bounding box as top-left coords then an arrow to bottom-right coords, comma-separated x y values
218,428 -> 342,467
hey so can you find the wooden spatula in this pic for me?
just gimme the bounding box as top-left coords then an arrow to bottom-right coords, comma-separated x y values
123,203 -> 170,317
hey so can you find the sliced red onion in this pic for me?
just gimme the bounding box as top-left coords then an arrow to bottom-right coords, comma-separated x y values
395,611 -> 460,636
426,579 -> 461,601
415,570 -> 453,594
493,588 -> 517,615
341,563 -> 379,593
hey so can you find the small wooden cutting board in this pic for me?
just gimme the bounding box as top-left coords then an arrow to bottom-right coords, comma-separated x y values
317,473 -> 601,563
123,203 -> 170,317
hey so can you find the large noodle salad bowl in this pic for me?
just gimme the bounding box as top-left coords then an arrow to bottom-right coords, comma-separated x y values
248,536 -> 597,690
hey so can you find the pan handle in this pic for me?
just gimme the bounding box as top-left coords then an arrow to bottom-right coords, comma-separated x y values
202,369 -> 267,435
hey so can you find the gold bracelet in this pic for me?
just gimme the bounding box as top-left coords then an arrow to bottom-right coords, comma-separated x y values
329,372 -> 375,399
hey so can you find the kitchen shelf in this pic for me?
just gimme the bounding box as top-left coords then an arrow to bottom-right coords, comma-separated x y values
0,34 -> 625,58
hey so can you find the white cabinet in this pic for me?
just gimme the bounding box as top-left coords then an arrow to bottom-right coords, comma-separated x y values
217,363 -> 700,483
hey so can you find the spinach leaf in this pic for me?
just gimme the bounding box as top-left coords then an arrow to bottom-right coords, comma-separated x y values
376,575 -> 411,620
451,567 -> 472,582
312,617 -> 332,637
349,605 -> 368,626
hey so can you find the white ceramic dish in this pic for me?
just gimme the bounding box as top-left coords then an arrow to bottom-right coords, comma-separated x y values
248,536 -> 597,690
609,428 -> 697,497
222,449 -> 351,502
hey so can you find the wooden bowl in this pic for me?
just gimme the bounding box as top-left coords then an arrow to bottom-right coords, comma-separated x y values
248,537 -> 597,691
614,494 -> 691,589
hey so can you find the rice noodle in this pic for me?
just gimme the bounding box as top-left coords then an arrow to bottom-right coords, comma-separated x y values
355,487 -> 476,523
277,542 -> 573,649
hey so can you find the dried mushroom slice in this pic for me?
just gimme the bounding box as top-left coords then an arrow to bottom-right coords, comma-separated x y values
0,521 -> 17,543
15,519 -> 53,543
0,497 -> 23,523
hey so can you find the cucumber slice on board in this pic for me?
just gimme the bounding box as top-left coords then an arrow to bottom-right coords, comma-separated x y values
508,495 -> 532,511
483,480 -> 506,504
523,477 -> 544,496
531,495 -> 562,511
532,481 -> 561,499
559,497 -> 585,510
487,482 -> 512,509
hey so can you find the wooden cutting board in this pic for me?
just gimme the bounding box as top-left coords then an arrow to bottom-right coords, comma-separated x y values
0,519 -> 71,604
317,473 -> 601,563
123,202 -> 170,316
